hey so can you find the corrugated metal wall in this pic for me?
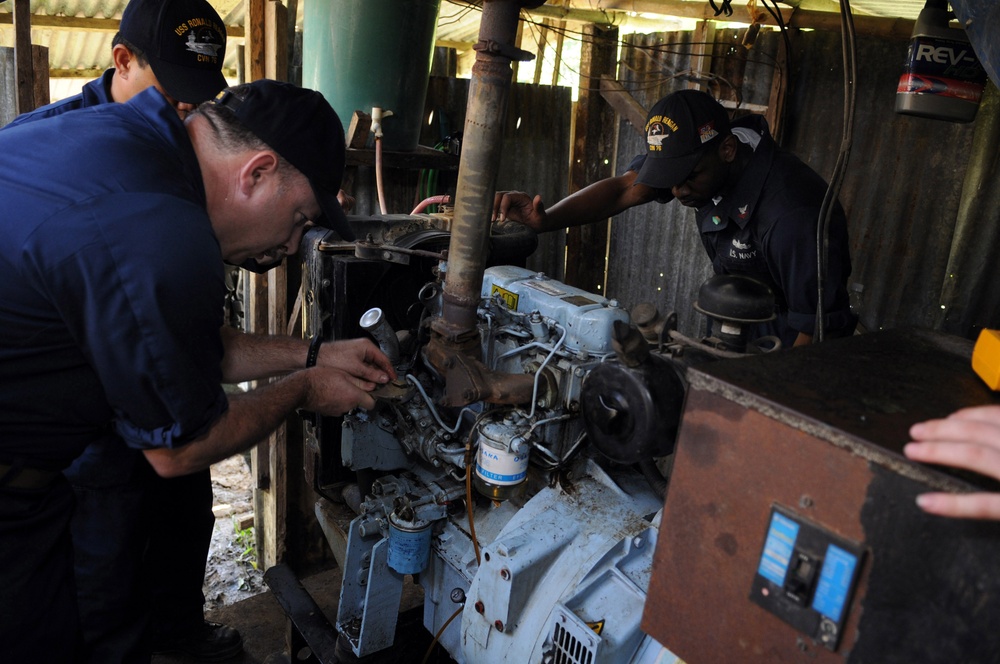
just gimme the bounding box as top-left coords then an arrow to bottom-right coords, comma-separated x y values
349,75 -> 571,279
606,28 -> 1000,342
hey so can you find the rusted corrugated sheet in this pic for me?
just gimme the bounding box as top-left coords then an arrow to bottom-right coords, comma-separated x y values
782,30 -> 990,337
606,27 -> 1000,342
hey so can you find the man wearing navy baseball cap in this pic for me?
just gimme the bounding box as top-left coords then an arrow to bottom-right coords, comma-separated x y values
7,0 -> 226,127
3,2 -> 238,661
0,78 -> 393,662
493,88 -> 856,348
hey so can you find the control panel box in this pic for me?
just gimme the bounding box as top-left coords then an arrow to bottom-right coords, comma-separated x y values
643,329 -> 1000,664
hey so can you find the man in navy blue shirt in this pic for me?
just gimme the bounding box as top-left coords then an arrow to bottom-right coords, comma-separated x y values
493,89 -> 856,348
0,80 -> 394,663
4,1 -> 247,661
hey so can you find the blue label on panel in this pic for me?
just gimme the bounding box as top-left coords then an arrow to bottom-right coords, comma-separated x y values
812,543 -> 858,622
758,512 -> 800,586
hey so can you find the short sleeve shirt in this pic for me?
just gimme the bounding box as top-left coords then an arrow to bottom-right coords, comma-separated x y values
628,115 -> 854,346
0,88 -> 229,468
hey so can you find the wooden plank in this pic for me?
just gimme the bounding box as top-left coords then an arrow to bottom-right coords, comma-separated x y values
347,111 -> 372,149
564,23 -> 618,293
599,75 -> 646,137
30,43 -> 49,109
511,15 -> 526,84
764,26 -> 789,144
551,20 -> 566,86
244,0 -> 266,83
263,261 -> 289,569
533,20 -> 550,86
0,13 -> 246,37
688,19 -> 716,91
13,0 -> 32,114
264,0 -> 287,82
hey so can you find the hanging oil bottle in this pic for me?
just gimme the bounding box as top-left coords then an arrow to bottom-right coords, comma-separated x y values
896,0 -> 987,122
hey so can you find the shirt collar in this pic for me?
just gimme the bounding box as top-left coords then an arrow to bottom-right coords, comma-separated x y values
697,115 -> 775,233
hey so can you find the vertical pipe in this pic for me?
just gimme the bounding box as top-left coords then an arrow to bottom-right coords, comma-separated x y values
434,0 -> 523,339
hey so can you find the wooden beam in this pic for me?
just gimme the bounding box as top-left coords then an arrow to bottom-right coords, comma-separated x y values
12,0 -> 33,114
519,1 -> 918,39
244,0 -> 266,81
688,19 -> 717,90
511,15 -> 526,83
0,13 -> 246,38
599,75 -> 646,136
551,19 -> 566,86
264,0 -> 287,81
533,19 -> 550,86
48,67 -> 239,79
565,23 -> 618,293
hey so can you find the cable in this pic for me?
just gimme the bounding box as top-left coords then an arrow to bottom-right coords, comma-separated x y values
420,605 -> 464,664
814,0 -> 857,343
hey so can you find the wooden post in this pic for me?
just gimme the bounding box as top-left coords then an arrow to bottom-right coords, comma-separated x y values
533,20 -> 550,86
564,23 -> 618,293
244,0 -> 266,83
264,0 -> 288,82
1,44 -> 48,126
689,19 -> 717,90
244,0 -> 287,570
12,0 -> 35,115
551,20 -> 566,86
511,16 -> 525,83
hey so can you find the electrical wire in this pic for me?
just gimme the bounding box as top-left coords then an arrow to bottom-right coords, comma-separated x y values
814,0 -> 857,342
420,605 -> 464,664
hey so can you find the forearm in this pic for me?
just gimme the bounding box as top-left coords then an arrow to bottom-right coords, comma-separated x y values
543,173 -> 650,231
219,325 -> 309,383
143,371 -> 311,477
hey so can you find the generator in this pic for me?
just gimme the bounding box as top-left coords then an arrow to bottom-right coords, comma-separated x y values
280,212 -> 1000,664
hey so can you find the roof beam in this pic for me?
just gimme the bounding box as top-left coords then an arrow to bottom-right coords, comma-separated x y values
0,13 -> 245,38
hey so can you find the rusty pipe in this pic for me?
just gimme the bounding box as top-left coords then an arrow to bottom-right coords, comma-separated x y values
433,0 -> 526,340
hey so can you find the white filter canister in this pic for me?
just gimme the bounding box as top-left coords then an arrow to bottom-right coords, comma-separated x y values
475,443 -> 529,486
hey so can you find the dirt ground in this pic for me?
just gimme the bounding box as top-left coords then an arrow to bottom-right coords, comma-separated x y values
204,454 -> 266,611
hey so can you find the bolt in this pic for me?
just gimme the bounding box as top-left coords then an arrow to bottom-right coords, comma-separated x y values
475,601 -> 485,614
463,390 -> 476,401
799,495 -> 814,509
632,536 -> 644,549
500,568 -> 511,581
494,620 -> 505,633
451,588 -> 467,604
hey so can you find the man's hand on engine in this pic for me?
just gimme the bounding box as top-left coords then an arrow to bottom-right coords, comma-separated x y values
317,338 -> 396,385
305,366 -> 378,415
492,191 -> 548,232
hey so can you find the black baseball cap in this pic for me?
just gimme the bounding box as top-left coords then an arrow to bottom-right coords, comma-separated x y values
213,80 -> 355,242
119,0 -> 228,104
634,89 -> 731,190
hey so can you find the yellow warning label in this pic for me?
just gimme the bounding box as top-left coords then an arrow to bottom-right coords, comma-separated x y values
491,285 -> 519,311
586,619 -> 605,636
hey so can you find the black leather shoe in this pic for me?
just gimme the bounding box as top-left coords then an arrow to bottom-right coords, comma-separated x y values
152,620 -> 244,662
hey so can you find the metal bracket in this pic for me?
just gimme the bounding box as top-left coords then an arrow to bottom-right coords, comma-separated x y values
263,563 -> 340,664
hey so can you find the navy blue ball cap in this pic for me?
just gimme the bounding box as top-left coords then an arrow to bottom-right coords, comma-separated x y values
635,89 -> 731,190
119,0 -> 228,104
213,80 -> 354,242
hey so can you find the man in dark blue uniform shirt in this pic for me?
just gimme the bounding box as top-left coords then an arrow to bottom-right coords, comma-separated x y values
493,89 -> 856,348
0,80 -> 395,663
4,1 -> 244,661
